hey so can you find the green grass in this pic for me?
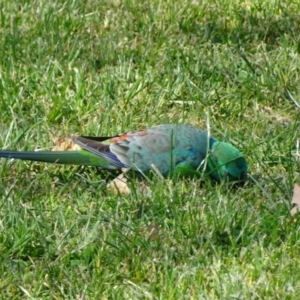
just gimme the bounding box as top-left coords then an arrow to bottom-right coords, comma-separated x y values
0,0 -> 300,298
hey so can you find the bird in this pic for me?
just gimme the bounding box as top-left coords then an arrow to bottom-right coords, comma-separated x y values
0,124 -> 248,182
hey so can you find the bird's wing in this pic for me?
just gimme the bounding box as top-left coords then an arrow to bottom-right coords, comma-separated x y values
73,125 -> 210,175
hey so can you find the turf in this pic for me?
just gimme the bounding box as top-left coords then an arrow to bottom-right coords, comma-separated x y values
0,0 -> 300,298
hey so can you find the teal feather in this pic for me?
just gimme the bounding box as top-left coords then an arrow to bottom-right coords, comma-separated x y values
0,124 -> 248,181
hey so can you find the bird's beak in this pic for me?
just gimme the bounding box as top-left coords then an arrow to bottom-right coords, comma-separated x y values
236,172 -> 247,186
225,171 -> 247,185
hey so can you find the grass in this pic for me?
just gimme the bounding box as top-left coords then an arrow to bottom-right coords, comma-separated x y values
0,0 -> 300,298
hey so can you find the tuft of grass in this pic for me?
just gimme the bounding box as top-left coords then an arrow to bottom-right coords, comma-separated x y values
0,0 -> 300,298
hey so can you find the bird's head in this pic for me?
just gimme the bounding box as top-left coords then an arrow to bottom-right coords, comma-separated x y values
206,141 -> 248,182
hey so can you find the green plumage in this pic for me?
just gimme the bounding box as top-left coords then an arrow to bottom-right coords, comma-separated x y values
0,124 -> 248,182
0,150 -> 114,168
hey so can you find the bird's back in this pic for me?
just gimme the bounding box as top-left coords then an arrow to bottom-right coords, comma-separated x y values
109,124 -> 216,175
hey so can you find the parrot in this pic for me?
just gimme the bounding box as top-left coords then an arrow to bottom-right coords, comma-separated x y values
0,124 -> 248,182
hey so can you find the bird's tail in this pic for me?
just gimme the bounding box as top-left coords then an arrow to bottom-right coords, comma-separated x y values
0,150 -> 116,169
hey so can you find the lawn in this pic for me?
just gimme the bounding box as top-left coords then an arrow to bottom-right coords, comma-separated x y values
0,0 -> 300,298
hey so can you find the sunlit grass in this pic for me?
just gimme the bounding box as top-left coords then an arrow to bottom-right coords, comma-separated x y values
0,0 -> 300,298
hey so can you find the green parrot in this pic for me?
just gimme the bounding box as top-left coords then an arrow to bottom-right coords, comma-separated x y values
0,124 -> 248,181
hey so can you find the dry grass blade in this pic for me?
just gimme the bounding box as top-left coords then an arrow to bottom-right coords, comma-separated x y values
51,136 -> 82,151
290,184 -> 300,216
107,172 -> 131,195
